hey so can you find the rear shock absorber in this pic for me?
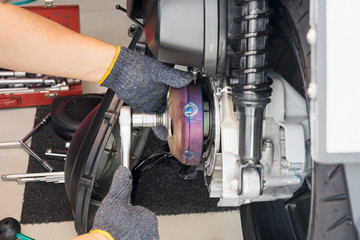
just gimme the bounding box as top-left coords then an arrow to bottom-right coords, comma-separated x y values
229,0 -> 272,164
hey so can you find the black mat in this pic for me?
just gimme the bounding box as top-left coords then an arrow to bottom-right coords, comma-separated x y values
21,106 -> 238,224
21,106 -> 73,224
132,130 -> 236,215
134,157 -> 233,215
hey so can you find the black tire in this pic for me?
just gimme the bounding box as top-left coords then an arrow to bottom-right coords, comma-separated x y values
308,164 -> 357,239
240,0 -> 357,239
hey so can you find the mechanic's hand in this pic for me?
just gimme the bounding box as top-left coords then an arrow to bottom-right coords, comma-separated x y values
91,167 -> 159,240
100,46 -> 193,113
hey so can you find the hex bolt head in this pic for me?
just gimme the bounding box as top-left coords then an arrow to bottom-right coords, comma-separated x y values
306,27 -> 317,45
263,139 -> 273,149
307,82 -> 317,99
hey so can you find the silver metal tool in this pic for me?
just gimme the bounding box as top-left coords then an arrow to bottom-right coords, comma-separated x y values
2,171 -> 64,180
119,106 -> 132,169
45,148 -> 67,160
17,177 -> 64,184
0,78 -> 57,86
0,71 -> 26,78
2,172 -> 64,184
0,113 -> 54,172
0,85 -> 69,94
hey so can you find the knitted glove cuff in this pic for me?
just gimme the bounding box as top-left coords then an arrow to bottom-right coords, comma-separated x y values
98,46 -> 121,85
99,46 -> 168,112
90,229 -> 114,240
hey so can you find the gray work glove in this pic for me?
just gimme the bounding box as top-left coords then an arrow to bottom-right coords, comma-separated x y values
92,167 -> 159,240
101,46 -> 193,113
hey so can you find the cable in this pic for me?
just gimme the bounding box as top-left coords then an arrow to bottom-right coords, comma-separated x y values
11,0 -> 37,5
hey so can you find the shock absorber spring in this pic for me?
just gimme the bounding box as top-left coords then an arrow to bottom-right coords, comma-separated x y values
230,1 -> 272,84
229,0 -> 272,163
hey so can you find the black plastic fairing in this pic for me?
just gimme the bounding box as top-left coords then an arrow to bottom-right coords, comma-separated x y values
64,89 -> 123,233
126,0 -> 143,19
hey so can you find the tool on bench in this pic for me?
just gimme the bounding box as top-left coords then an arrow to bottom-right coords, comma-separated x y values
0,69 -> 80,87
0,78 -> 80,88
45,148 -> 67,160
0,113 -> 54,172
0,85 -> 70,94
0,70 -> 81,99
0,78 -> 57,87
0,217 -> 35,240
2,172 -> 64,184
0,71 -> 27,78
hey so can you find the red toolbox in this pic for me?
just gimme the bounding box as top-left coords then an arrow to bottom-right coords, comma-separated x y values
0,5 -> 82,109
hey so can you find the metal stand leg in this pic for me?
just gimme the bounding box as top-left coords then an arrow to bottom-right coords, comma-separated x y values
0,113 -> 54,172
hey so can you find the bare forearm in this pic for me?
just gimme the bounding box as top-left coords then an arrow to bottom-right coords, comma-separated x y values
0,3 -> 117,82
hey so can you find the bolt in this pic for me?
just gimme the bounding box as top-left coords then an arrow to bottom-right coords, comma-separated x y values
263,139 -> 273,149
128,25 -> 139,38
306,27 -> 317,45
247,160 -> 256,167
188,67 -> 200,83
230,78 -> 240,85
188,67 -> 200,78
183,102 -> 198,118
182,150 -> 196,161
307,82 -> 317,99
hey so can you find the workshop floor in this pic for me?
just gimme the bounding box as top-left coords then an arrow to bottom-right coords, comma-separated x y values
0,105 -> 243,239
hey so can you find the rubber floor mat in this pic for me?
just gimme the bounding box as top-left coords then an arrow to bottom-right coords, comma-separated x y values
21,106 -> 72,224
